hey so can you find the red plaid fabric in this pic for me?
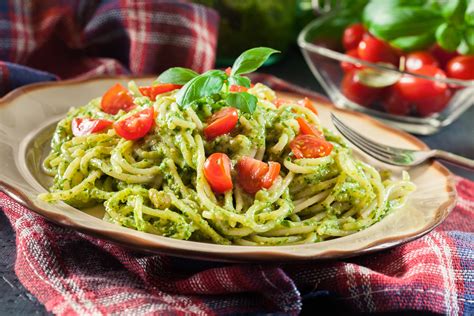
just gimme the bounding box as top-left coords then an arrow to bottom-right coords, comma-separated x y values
1,177 -> 473,315
0,1 -> 473,315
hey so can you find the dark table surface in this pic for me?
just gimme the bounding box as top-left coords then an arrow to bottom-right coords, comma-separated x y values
1,47 -> 473,315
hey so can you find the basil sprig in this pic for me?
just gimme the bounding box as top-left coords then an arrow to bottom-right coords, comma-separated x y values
169,47 -> 279,113
362,0 -> 474,53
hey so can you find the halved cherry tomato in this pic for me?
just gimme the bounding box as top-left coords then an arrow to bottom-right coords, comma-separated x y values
203,153 -> 233,194
72,118 -> 113,137
113,107 -> 155,140
139,84 -> 182,101
343,23 -> 366,51
101,83 -> 135,115
358,35 -> 399,66
446,56 -> 474,81
204,107 -> 239,140
341,49 -> 362,73
261,162 -> 281,189
273,98 -> 291,108
296,117 -> 323,138
236,157 -> 280,194
290,134 -> 333,159
429,44 -> 458,69
405,51 -> 438,72
229,85 -> 248,92
225,67 -> 232,76
297,97 -> 318,115
341,70 -> 384,107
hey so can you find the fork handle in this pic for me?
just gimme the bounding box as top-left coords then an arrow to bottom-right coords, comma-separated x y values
433,150 -> 474,170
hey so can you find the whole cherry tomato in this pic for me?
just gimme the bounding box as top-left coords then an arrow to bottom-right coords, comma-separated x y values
101,83 -> 135,115
113,108 -> 155,140
72,118 -> 113,136
343,23 -> 366,51
446,56 -> 474,81
340,70 -> 384,107
203,153 -> 233,194
203,107 -> 239,140
429,44 -> 459,69
405,51 -> 438,72
382,86 -> 411,116
395,65 -> 451,116
358,35 -> 399,66
341,49 -> 362,73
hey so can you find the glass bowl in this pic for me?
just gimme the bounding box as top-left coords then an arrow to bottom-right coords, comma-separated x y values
297,16 -> 474,135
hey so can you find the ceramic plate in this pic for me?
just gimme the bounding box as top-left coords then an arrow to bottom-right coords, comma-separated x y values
0,76 -> 457,262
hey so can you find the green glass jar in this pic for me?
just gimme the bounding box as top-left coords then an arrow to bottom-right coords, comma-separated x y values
194,0 -> 299,66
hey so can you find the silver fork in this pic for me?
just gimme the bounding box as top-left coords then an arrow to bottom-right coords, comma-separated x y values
331,114 -> 474,170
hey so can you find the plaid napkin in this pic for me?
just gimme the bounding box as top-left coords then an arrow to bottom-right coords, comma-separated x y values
0,1 -> 473,315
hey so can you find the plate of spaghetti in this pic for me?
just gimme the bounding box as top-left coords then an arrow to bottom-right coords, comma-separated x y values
0,48 -> 456,261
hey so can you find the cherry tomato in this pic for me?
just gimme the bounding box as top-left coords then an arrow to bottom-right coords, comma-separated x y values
225,67 -> 232,76
341,49 -> 362,73
395,65 -> 451,116
236,157 -> 280,194
429,44 -> 459,69
71,118 -> 113,137
203,107 -> 239,140
297,97 -> 318,115
296,117 -> 323,138
101,83 -> 135,115
405,51 -> 438,72
416,88 -> 452,117
139,84 -> 182,101
273,98 -> 291,108
229,85 -> 248,92
343,23 -> 366,51
446,56 -> 474,81
358,35 -> 399,66
382,86 -> 411,116
113,107 -> 155,140
290,134 -> 333,159
341,70 -> 383,107
261,162 -> 281,190
203,153 -> 233,194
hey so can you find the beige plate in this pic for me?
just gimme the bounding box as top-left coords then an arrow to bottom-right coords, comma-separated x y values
0,76 -> 457,262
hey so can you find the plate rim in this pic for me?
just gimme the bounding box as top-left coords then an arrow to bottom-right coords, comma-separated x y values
0,75 -> 458,262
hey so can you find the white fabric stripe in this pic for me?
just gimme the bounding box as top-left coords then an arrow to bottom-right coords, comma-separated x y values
344,264 -> 363,311
424,234 -> 453,315
16,215 -> 103,315
358,266 -> 376,312
15,221 -> 88,314
432,232 -> 460,315
129,258 -> 208,315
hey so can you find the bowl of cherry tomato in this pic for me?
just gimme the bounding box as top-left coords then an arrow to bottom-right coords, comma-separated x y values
298,1 -> 474,135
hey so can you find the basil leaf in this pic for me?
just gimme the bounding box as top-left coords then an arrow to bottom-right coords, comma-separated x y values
435,23 -> 462,52
228,75 -> 251,88
363,0 -> 425,28
176,70 -> 225,108
463,27 -> 474,53
155,67 -> 198,85
466,0 -> 474,25
365,6 -> 443,41
226,92 -> 257,114
442,0 -> 466,25
390,33 -> 435,51
231,47 -> 279,76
